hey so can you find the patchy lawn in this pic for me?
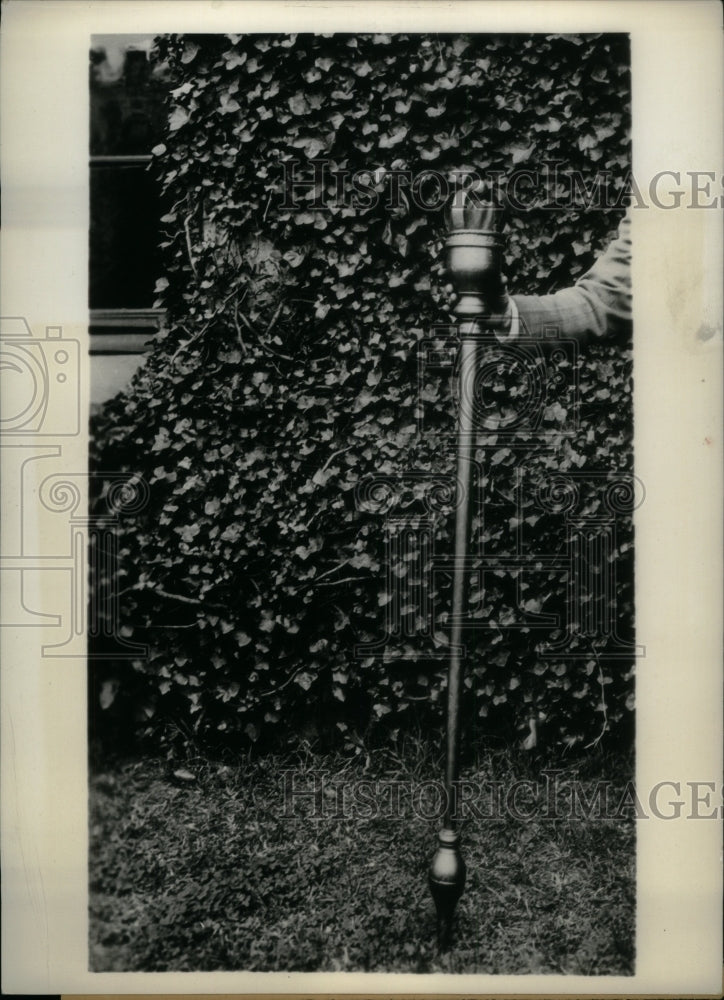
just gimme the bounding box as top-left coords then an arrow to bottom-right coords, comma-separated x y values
89,740 -> 635,973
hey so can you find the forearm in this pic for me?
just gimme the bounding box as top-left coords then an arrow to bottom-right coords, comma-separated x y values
513,286 -> 610,339
510,209 -> 632,340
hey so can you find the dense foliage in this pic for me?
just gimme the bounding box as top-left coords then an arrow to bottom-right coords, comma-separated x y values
90,32 -> 634,753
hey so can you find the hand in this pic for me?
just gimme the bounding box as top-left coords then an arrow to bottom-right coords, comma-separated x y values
443,276 -> 513,333
443,181 -> 511,331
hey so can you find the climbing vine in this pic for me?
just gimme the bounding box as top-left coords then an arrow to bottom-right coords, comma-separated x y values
90,32 -> 634,753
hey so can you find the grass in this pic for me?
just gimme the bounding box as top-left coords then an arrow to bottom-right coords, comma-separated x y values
89,736 -> 635,974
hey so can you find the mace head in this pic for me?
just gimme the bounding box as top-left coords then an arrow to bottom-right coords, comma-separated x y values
444,183 -> 506,318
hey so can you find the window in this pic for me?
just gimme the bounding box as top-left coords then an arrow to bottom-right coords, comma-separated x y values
89,35 -> 172,395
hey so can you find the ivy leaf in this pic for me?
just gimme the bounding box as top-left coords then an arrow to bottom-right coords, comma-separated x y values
168,107 -> 190,131
99,680 -> 119,710
181,40 -> 200,64
510,143 -> 535,165
291,135 -> 329,158
379,125 -> 408,148
225,50 -> 247,70
288,93 -> 310,116
353,390 -> 375,412
220,93 -> 241,114
178,524 -> 200,543
283,249 -> 306,268
491,448 -> 512,466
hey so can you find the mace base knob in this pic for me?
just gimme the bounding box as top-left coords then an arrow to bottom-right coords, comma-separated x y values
428,827 -> 466,950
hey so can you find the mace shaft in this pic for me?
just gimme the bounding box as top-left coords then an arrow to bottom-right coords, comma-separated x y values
444,327 -> 480,827
429,189 -> 505,950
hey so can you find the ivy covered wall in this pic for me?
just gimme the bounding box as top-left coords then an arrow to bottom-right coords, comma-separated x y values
90,32 -> 634,754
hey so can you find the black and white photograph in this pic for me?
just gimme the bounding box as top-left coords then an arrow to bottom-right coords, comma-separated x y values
87,28 -> 639,975
1,1 -> 721,995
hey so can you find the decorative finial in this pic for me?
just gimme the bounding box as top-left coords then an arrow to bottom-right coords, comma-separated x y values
445,182 -> 506,319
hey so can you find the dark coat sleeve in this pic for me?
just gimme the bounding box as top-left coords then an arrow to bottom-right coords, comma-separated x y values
512,209 -> 632,340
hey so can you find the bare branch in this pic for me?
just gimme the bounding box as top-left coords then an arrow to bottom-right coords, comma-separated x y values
183,215 -> 199,278
312,576 -> 369,589
321,444 -> 354,473
259,664 -> 310,698
291,559 -> 351,594
233,298 -> 248,355
263,300 -> 284,339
